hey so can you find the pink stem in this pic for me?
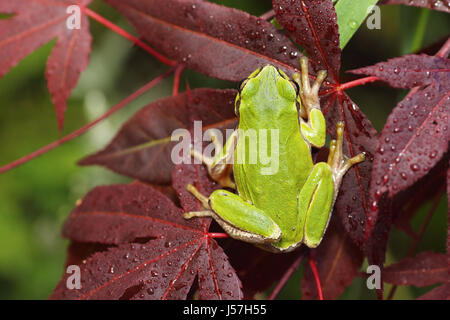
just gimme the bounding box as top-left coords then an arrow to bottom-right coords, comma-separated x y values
172,65 -> 185,96
208,233 -> 229,239
84,8 -> 177,66
260,9 -> 275,21
436,37 -> 450,58
339,76 -> 380,91
308,256 -> 324,300
0,68 -> 175,175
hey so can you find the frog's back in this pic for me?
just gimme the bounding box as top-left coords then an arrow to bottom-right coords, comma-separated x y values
233,65 -> 313,249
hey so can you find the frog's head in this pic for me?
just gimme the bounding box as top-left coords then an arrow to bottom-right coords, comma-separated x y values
235,65 -> 299,116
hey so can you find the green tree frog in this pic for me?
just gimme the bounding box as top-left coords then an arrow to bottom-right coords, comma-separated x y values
184,57 -> 365,253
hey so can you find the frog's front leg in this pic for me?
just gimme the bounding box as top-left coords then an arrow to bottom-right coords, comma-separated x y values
298,122 -> 365,248
184,185 -> 281,244
293,57 -> 328,148
190,130 -> 238,189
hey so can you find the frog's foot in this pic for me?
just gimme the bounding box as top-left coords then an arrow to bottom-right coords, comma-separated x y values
185,184 -> 211,209
327,122 -> 365,189
190,131 -> 237,189
293,57 -> 327,113
183,185 -> 216,220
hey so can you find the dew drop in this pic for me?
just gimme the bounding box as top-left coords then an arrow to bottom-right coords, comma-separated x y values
348,19 -> 358,29
279,45 -> 288,53
375,190 -> 382,199
371,201 -> 378,211
289,51 -> 298,59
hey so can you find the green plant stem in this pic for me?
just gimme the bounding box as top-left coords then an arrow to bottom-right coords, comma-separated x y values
410,9 -> 430,53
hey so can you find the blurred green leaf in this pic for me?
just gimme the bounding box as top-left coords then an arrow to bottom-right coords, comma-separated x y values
335,0 -> 380,48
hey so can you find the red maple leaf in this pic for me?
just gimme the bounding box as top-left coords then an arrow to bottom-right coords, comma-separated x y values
79,88 -> 238,184
0,0 -> 92,129
350,52 -> 449,277
51,163 -> 243,300
383,251 -> 448,287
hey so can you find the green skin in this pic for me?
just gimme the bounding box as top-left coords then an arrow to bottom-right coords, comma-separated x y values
185,58 -> 365,253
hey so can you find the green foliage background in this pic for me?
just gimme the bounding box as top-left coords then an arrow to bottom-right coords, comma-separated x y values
0,0 -> 448,299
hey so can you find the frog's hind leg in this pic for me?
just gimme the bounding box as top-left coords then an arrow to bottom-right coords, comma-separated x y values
184,185 -> 281,245
298,122 -> 365,248
327,121 -> 366,192
190,130 -> 238,189
293,57 -> 328,148
298,162 -> 334,248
